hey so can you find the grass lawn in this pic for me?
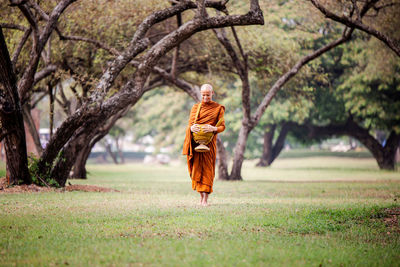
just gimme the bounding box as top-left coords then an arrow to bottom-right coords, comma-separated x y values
0,156 -> 399,266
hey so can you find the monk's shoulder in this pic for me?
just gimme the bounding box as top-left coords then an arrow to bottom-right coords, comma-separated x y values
191,102 -> 200,111
213,102 -> 225,112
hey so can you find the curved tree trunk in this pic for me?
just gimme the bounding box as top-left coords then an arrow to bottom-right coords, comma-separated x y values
360,131 -> 399,171
116,137 -> 125,164
256,124 -> 276,167
70,141 -> 92,179
50,129 -> 89,186
71,105 -> 132,179
268,122 -> 291,165
230,124 -> 251,180
22,104 -> 43,155
216,136 -> 229,180
105,141 -> 119,164
71,128 -> 111,179
54,104 -> 134,184
304,118 -> 400,170
0,26 -> 31,185
256,122 -> 291,167
70,130 -> 105,179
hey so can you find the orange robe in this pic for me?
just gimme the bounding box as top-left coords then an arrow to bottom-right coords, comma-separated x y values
182,101 -> 225,194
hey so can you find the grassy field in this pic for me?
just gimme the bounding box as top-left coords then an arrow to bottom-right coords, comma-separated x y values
0,157 -> 399,266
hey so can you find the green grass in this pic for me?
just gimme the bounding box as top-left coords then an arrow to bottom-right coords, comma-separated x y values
0,157 -> 400,266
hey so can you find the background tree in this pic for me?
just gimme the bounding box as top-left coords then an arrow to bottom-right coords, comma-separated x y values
258,30 -> 400,170
0,26 -> 31,185
1,0 -> 264,186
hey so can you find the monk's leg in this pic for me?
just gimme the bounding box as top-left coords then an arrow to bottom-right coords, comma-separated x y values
199,192 -> 204,205
202,193 -> 209,206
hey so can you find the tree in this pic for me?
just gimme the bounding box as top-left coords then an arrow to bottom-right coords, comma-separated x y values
1,0 -> 264,186
257,31 -> 400,170
302,34 -> 400,170
138,0 -> 390,179
215,0 -> 400,178
212,11 -> 355,179
0,26 -> 31,184
255,96 -> 312,167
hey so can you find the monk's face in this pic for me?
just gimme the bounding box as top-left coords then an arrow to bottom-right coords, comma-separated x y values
201,88 -> 213,103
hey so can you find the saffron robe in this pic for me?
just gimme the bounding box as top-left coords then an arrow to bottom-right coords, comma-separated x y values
182,101 -> 225,194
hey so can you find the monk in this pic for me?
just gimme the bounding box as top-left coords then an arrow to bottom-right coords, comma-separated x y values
182,84 -> 225,206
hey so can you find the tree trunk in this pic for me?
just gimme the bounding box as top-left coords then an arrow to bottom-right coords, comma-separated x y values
48,83 -> 54,138
70,106 -> 131,179
71,130 -> 111,179
256,124 -> 275,167
105,141 -> 118,164
71,130 -> 107,179
0,26 -> 31,185
116,137 -> 125,164
377,154 -> 395,170
345,122 -> 399,171
70,143 -> 91,179
50,128 -> 94,186
304,118 -> 400,171
367,132 -> 399,171
269,122 -> 291,165
230,124 -> 251,180
216,136 -> 229,180
22,104 -> 43,155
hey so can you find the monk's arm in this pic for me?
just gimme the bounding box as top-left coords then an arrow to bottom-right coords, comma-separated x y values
215,107 -> 225,134
188,104 -> 198,126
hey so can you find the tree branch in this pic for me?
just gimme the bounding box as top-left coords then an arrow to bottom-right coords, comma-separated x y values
31,91 -> 46,108
11,27 -> 32,68
9,0 -> 28,6
310,0 -> 400,57
213,26 -> 251,122
17,0 -> 76,104
252,27 -> 354,124
22,104 -> 43,155
130,60 -> 201,101
17,3 -> 39,33
196,0 -> 207,18
171,11 -> 183,79
26,0 -> 49,20
0,23 -> 27,31
33,64 -> 57,85
55,29 -> 120,56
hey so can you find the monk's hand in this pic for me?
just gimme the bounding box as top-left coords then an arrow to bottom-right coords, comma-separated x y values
203,124 -> 217,133
191,124 -> 200,133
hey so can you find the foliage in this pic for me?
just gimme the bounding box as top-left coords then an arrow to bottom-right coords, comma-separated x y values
338,39 -> 400,132
126,87 -> 194,154
27,154 -> 60,188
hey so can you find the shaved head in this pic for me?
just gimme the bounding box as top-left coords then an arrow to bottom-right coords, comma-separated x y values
200,83 -> 214,103
200,84 -> 213,92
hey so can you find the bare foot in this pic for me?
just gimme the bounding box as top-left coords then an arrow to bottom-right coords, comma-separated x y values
199,193 -> 204,205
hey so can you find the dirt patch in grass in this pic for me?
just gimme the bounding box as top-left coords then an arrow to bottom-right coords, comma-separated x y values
383,207 -> 400,233
65,184 -> 119,192
0,177 -> 119,193
0,178 -> 54,193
